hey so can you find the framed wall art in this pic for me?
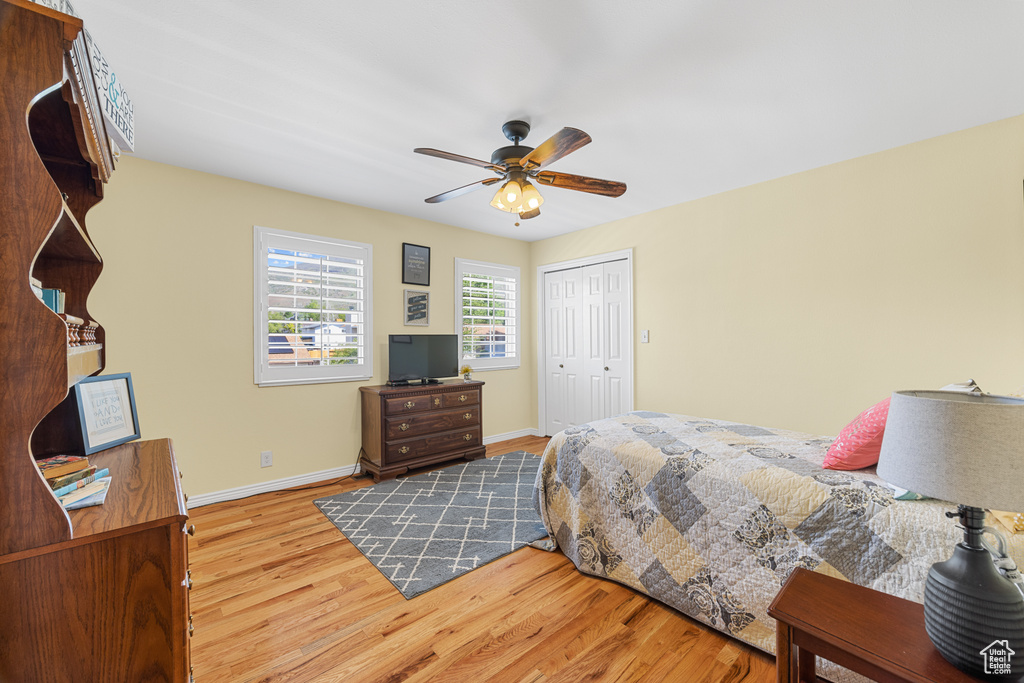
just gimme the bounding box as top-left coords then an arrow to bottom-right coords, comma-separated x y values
402,242 -> 430,286
404,289 -> 429,326
73,372 -> 142,454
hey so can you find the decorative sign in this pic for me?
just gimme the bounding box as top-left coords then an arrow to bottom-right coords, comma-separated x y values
74,373 -> 141,454
402,243 -> 430,286
404,290 -> 429,326
85,29 -> 135,152
28,0 -> 78,17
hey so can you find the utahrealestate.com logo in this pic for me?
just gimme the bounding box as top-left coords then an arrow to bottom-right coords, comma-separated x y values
981,640 -> 1016,676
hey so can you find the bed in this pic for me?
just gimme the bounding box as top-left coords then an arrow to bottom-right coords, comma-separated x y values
532,411 -> 1024,683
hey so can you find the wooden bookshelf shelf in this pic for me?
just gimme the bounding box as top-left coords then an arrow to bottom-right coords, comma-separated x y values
38,202 -> 102,262
67,341 -> 103,386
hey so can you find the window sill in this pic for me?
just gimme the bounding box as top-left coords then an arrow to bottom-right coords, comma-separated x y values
464,364 -> 520,373
256,374 -> 372,388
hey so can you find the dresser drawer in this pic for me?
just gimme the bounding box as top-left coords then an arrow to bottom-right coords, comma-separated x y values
384,394 -> 432,415
386,427 -> 482,462
386,406 -> 480,439
439,388 -> 479,409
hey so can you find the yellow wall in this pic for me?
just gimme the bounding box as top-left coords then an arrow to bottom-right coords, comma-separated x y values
530,114 -> 1024,436
89,114 -> 1024,496
88,157 -> 533,496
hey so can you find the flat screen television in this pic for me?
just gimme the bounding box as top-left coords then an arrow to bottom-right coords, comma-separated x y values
387,334 -> 459,385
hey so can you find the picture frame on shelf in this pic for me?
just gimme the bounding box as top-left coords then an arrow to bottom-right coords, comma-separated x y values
402,242 -> 430,286
404,289 -> 429,326
74,372 -> 141,455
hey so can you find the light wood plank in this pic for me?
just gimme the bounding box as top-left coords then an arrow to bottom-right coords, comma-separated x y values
187,436 -> 776,682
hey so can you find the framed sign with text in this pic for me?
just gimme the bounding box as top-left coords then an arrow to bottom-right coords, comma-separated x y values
404,289 -> 429,326
402,243 -> 430,286
73,373 -> 141,455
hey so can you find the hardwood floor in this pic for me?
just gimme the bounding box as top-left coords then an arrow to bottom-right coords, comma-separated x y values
187,436 -> 777,682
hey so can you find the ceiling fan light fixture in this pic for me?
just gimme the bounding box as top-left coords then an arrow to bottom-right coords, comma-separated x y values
521,180 -> 544,210
503,178 -> 524,210
416,120 -> 625,215
489,191 -> 511,212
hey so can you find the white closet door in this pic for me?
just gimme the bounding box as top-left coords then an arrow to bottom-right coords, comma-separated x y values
601,259 -> 631,419
543,268 -> 583,436
581,263 -> 605,424
542,256 -> 631,436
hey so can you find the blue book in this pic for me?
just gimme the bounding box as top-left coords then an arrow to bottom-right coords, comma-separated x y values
61,477 -> 111,510
41,288 -> 60,312
52,468 -> 109,498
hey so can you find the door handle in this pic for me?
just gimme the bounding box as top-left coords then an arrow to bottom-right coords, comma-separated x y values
559,364 -> 564,368
604,366 -> 609,371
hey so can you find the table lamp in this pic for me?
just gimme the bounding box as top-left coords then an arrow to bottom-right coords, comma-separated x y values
877,390 -> 1024,680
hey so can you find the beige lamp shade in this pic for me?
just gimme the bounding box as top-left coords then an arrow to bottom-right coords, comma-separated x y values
877,390 -> 1024,512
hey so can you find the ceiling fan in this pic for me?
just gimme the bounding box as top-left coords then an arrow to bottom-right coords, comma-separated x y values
414,120 -> 626,220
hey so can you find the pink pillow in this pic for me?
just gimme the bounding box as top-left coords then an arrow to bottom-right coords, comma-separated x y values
822,397 -> 891,470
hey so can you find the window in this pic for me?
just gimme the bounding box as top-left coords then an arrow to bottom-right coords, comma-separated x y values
254,226 -> 372,386
455,258 -> 520,371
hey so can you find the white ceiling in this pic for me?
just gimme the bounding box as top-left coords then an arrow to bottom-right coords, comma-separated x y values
72,0 -> 1024,242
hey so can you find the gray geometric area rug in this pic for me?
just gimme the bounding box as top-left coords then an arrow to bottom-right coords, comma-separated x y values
313,451 -> 548,599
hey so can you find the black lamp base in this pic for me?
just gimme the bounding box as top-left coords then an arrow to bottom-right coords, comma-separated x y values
924,507 -> 1024,681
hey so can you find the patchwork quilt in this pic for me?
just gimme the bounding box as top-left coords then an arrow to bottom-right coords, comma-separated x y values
533,411 -> 1024,683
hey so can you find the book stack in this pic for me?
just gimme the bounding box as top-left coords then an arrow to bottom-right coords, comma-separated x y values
35,455 -> 112,510
31,277 -> 67,315
40,287 -> 65,314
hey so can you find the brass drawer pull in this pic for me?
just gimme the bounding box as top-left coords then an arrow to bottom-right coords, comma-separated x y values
459,394 -> 467,402
188,615 -> 194,637
464,434 -> 473,441
186,524 -> 196,537
464,413 -> 472,420
434,397 -> 441,406
399,423 -> 410,431
399,446 -> 410,454
405,401 -> 415,409
186,570 -> 193,590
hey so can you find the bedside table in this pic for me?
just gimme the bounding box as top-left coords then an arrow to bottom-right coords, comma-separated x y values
768,568 -> 980,683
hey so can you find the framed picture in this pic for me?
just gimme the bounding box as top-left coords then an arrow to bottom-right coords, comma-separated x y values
404,289 -> 429,326
73,372 -> 141,455
402,242 -> 430,286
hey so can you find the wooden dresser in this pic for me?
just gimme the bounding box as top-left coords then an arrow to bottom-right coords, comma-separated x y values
0,1 -> 192,680
0,439 -> 192,682
359,380 -> 486,481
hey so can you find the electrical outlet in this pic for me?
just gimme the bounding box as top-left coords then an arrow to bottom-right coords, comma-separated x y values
260,450 -> 273,468
641,329 -> 650,343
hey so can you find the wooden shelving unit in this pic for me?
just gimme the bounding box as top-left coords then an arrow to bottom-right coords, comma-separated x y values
0,1 -> 192,680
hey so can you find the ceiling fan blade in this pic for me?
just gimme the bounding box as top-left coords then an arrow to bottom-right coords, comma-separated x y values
425,177 -> 502,204
534,171 -> 626,197
519,128 -> 592,171
414,148 -> 505,173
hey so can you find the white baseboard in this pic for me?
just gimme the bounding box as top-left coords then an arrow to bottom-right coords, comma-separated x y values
186,464 -> 359,509
483,427 -> 541,445
187,429 -> 540,509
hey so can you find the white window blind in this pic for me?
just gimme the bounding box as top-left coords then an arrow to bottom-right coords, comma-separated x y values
254,226 -> 372,386
454,258 -> 520,371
